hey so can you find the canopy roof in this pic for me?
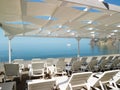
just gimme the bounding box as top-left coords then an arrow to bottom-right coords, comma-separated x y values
0,0 -> 120,39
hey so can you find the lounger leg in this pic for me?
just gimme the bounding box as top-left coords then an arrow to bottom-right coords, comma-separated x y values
112,81 -> 118,88
99,81 -> 105,90
86,83 -> 91,90
69,83 -> 72,90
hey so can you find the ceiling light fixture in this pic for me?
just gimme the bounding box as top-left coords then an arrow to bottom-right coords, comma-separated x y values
48,16 -> 51,20
88,20 -> 92,24
113,30 -> 118,32
88,27 -> 93,30
67,30 -> 71,33
83,8 -> 88,11
59,25 -> 62,28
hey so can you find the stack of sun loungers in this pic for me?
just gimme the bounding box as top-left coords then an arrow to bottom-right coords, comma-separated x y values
0,54 -> 120,90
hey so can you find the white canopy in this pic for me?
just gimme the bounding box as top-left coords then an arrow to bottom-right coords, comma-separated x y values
0,0 -> 120,39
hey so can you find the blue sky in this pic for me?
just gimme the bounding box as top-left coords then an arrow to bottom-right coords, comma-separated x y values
0,0 -> 120,61
104,0 -> 120,5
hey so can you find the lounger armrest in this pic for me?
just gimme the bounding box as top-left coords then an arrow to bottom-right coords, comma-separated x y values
91,86 -> 101,90
93,75 -> 99,78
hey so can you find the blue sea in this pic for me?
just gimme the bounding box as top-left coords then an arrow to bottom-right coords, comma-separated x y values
0,37 -> 120,62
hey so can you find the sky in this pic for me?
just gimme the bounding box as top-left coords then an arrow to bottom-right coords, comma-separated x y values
0,0 -> 120,61
104,0 -> 120,5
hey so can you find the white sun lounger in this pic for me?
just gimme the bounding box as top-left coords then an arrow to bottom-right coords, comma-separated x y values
4,63 -> 21,82
29,62 -> 45,78
66,72 -> 92,90
92,70 -> 119,90
27,78 -> 56,90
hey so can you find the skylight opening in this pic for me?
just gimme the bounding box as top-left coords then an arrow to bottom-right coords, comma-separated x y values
34,16 -> 57,21
5,21 -> 32,25
88,8 -> 101,13
72,6 -> 86,11
25,0 -> 45,3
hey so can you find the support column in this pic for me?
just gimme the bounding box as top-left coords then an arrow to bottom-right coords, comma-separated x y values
8,37 -> 12,63
75,37 -> 81,58
118,39 -> 120,54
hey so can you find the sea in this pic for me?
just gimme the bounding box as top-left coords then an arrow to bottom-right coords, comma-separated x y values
0,38 -> 120,62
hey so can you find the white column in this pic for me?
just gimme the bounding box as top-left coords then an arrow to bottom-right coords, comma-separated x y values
75,37 -> 81,58
8,38 -> 12,63
118,39 -> 120,54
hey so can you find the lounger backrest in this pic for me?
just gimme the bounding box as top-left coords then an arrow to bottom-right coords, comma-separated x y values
107,56 -> 114,60
94,70 -> 119,87
105,56 -> 113,63
97,56 -> 106,64
0,63 -> 4,72
71,60 -> 83,71
69,72 -> 92,89
100,70 -> 119,82
28,79 -> 55,90
81,57 -> 87,61
32,62 -> 44,69
56,58 -> 66,70
89,57 -> 97,65
112,56 -> 120,67
4,63 -> 19,76
97,57 -> 108,69
32,62 -> 45,74
89,57 -> 98,70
